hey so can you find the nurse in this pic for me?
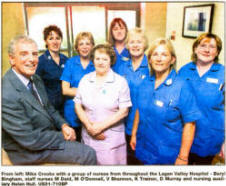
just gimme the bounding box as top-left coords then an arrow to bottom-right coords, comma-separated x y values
36,25 -> 68,115
75,44 -> 132,165
178,33 -> 225,165
108,18 -> 130,72
130,38 -> 201,165
60,32 -> 95,141
117,27 -> 149,165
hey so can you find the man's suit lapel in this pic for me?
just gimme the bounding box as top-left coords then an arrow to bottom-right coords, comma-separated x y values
32,76 -> 49,105
8,69 -> 52,120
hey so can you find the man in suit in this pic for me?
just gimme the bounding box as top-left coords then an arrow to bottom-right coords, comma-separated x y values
2,35 -> 97,165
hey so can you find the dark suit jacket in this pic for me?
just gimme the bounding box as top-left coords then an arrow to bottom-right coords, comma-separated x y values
2,69 -> 67,160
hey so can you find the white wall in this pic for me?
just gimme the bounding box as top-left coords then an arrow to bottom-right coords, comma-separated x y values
166,2 -> 224,71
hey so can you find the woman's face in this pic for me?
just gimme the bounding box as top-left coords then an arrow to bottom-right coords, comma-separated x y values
77,37 -> 93,58
45,31 -> 62,53
150,44 -> 175,74
195,38 -> 218,64
112,22 -> 126,42
94,50 -> 111,76
127,34 -> 145,58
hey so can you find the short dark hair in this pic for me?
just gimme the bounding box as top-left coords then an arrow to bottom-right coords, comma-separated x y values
43,25 -> 63,48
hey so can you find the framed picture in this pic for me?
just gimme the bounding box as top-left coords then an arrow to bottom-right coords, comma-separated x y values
182,4 -> 214,38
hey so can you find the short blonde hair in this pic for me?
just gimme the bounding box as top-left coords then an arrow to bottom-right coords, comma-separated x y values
191,33 -> 222,63
148,38 -> 176,74
125,27 -> 149,51
74,32 -> 95,53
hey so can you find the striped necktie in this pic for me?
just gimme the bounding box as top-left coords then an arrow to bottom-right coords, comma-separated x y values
27,80 -> 42,105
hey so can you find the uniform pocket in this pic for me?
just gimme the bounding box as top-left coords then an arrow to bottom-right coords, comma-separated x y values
164,99 -> 182,132
201,82 -> 224,109
165,106 -> 180,122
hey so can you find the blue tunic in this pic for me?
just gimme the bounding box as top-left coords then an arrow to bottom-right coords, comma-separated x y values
136,70 -> 201,164
36,50 -> 68,112
60,55 -> 95,128
117,55 -> 149,135
112,46 -> 130,72
178,62 -> 225,157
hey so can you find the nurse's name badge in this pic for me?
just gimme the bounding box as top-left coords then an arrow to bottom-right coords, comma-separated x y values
166,79 -> 172,85
141,75 -> 146,79
206,77 -> 218,84
155,100 -> 164,107
122,57 -> 129,61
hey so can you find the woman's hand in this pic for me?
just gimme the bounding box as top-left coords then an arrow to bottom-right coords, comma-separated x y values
94,133 -> 106,140
219,143 -> 225,159
130,135 -> 136,151
86,121 -> 106,140
87,121 -> 104,136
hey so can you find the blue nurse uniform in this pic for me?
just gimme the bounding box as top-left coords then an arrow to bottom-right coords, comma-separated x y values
112,46 -> 130,72
60,55 -> 95,128
135,69 -> 201,164
178,62 -> 225,157
36,50 -> 68,113
117,55 -> 149,135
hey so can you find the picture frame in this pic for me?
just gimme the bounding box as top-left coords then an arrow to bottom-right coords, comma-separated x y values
182,4 -> 214,38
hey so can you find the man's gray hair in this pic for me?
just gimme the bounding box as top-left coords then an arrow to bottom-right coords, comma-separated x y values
8,35 -> 38,56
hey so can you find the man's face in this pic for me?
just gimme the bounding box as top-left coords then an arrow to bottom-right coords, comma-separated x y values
10,41 -> 39,79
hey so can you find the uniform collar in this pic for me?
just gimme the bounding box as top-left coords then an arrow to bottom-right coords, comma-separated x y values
113,46 -> 120,56
149,69 -> 177,87
140,55 -> 148,67
113,46 -> 127,55
74,55 -> 94,67
188,62 -> 197,70
127,55 -> 148,68
44,50 -> 52,61
209,63 -> 222,72
89,69 -> 115,83
44,50 -> 66,64
163,69 -> 177,86
189,61 -> 221,72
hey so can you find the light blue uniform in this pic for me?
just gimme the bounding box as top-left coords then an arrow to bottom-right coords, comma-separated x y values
112,46 -> 130,72
117,55 -> 149,135
60,56 -> 94,127
136,69 -> 201,164
178,62 -> 225,157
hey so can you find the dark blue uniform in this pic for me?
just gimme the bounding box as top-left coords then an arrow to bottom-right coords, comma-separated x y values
60,55 -> 95,128
136,69 -> 201,164
112,46 -> 130,72
36,50 -> 68,113
178,62 -> 225,158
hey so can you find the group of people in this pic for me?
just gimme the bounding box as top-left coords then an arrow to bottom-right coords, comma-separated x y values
2,18 -> 225,165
